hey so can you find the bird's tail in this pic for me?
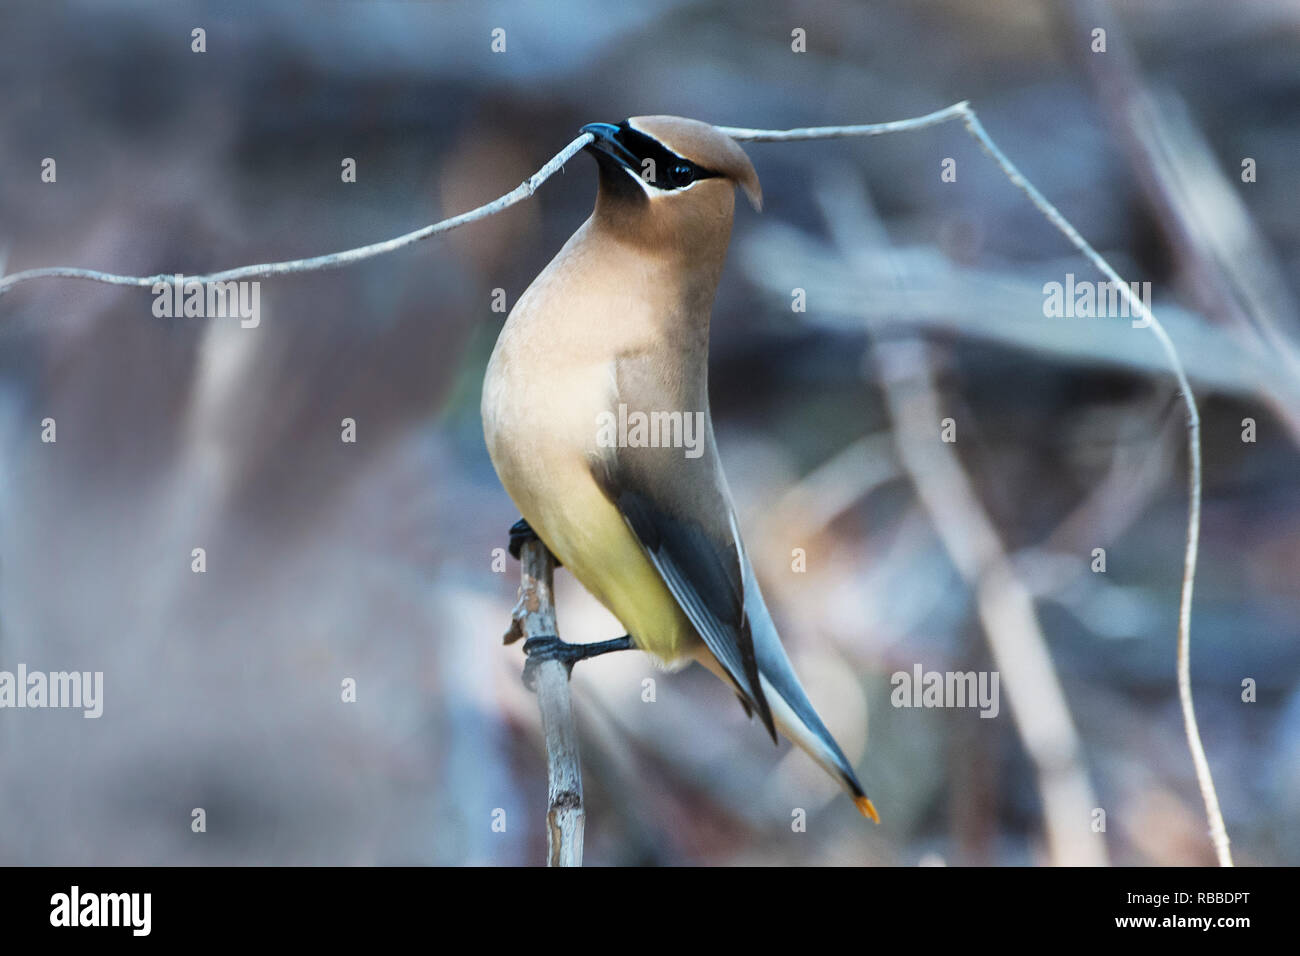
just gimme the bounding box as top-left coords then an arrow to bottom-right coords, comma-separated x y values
757,670 -> 878,823
740,557 -> 878,823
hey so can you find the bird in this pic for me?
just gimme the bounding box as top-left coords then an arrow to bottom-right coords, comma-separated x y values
481,115 -> 877,823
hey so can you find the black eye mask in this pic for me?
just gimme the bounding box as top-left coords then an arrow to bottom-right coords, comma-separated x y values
582,120 -> 724,193
615,122 -> 723,190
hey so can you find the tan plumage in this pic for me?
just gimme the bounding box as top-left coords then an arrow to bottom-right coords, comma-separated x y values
482,115 -> 876,821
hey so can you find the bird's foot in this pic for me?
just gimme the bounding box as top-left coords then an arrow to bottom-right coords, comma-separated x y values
508,517 -> 561,567
521,634 -> 635,687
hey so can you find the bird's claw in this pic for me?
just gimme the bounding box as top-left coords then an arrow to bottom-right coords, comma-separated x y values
508,518 -> 561,566
521,635 -> 578,687
520,634 -> 635,689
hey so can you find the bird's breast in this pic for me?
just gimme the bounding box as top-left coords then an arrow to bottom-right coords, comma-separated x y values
480,245 -> 705,664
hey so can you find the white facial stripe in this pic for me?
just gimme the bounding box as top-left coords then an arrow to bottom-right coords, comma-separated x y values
619,165 -> 657,197
618,164 -> 709,199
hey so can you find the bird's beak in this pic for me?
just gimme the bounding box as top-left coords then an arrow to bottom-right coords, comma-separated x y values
580,122 -> 641,174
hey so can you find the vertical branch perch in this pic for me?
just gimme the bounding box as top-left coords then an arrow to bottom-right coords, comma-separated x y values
508,537 -> 584,867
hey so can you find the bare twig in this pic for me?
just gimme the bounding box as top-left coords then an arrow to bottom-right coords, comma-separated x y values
0,107 -> 974,300
715,102 -> 971,141
507,537 -> 584,867
0,132 -> 594,300
952,109 -> 1229,867
812,177 -> 1106,865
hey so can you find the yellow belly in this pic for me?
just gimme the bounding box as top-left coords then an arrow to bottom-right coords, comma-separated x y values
516,459 -> 698,664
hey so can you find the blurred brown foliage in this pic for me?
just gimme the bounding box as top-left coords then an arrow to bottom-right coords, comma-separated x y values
0,0 -> 1296,865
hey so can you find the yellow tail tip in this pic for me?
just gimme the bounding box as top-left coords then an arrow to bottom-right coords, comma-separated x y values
855,796 -> 881,824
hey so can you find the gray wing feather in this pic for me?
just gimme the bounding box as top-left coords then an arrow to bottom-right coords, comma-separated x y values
592,467 -> 777,741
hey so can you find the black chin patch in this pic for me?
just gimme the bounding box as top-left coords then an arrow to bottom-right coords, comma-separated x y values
592,150 -> 650,205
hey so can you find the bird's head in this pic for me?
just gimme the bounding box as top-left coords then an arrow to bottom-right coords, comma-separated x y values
580,116 -> 761,257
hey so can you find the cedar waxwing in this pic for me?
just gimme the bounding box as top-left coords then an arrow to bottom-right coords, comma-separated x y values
481,115 -> 877,822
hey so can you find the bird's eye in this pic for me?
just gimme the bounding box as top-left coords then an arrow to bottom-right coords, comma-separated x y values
669,162 -> 695,187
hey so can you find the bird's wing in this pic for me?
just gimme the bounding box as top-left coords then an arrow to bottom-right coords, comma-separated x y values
591,450 -> 777,741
